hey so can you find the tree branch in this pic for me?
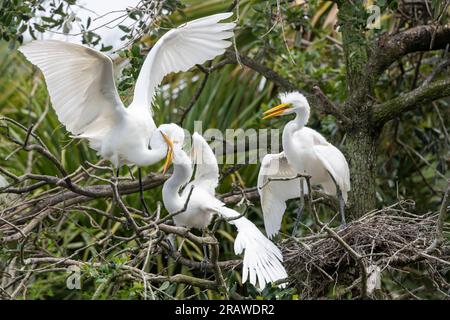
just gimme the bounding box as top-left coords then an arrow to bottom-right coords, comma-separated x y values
369,24 -> 450,78
372,77 -> 450,125
224,50 -> 299,92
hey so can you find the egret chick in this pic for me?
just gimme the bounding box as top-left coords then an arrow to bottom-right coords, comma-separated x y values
260,92 -> 350,237
161,130 -> 288,290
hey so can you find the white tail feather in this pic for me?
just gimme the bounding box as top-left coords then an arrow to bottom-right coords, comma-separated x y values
217,207 -> 288,290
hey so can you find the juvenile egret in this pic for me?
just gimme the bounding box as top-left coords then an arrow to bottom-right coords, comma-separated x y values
259,92 -> 350,237
18,12 -> 235,213
161,130 -> 288,290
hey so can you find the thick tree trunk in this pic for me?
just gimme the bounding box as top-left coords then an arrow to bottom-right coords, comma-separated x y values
345,125 -> 379,219
337,1 -> 379,219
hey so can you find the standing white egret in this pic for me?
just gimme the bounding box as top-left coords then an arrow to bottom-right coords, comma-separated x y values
259,91 -> 350,237
18,12 -> 235,213
161,130 -> 288,290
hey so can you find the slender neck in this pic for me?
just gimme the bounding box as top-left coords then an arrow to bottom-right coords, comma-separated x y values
162,160 -> 193,213
133,147 -> 166,167
283,109 -> 308,138
294,107 -> 309,128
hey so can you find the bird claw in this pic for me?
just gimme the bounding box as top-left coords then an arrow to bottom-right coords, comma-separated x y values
336,222 -> 347,232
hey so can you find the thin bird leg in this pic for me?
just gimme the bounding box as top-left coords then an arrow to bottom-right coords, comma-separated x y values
337,186 -> 346,226
138,168 -> 150,217
127,165 -> 135,180
163,234 -> 180,263
200,229 -> 210,276
292,177 -> 305,236
166,234 -> 177,253
327,171 -> 346,227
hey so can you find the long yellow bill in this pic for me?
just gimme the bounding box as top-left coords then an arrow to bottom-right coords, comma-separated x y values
160,132 -> 174,174
262,103 -> 291,120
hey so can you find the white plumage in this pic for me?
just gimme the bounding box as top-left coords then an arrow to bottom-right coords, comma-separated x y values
18,12 -> 235,168
161,130 -> 288,290
258,152 -> 308,239
259,91 -> 351,237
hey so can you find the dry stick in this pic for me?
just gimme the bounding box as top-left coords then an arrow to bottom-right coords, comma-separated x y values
22,257 -> 218,291
110,180 -> 141,235
0,217 -> 26,238
312,86 -> 351,125
209,235 -> 229,299
433,102 -> 450,145
396,138 -> 447,180
159,241 -> 241,271
422,56 -> 450,87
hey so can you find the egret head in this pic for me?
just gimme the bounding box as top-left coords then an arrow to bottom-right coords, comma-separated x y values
262,91 -> 310,121
160,141 -> 192,175
150,123 -> 185,174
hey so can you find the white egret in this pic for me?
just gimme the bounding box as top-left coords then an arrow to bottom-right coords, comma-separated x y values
161,129 -> 288,290
259,92 -> 350,237
18,12 -> 235,213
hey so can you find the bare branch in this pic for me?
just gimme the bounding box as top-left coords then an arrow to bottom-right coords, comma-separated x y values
224,50 -> 300,92
372,77 -> 450,125
369,24 -> 450,78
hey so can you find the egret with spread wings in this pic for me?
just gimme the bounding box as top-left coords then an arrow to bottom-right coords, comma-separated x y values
161,129 -> 288,290
259,92 -> 350,237
18,12 -> 235,214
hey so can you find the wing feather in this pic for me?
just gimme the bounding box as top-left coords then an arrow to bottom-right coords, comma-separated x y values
18,40 -> 125,136
258,152 -> 308,238
313,145 -> 351,202
132,12 -> 235,110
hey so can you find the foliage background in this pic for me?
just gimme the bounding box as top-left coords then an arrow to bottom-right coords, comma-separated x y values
0,0 -> 449,299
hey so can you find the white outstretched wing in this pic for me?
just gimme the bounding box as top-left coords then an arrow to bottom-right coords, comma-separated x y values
313,144 -> 351,202
258,152 -> 307,238
191,132 -> 219,195
216,207 -> 288,290
18,40 -> 125,136
132,12 -> 235,109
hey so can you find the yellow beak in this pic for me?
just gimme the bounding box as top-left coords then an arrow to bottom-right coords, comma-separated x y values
262,103 -> 291,120
160,132 -> 174,175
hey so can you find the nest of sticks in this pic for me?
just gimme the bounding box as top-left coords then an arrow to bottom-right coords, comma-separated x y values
281,200 -> 450,299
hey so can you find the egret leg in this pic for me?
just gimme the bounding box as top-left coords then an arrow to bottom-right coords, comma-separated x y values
138,168 -> 150,217
164,235 -> 178,262
127,165 -> 135,180
200,230 -> 210,276
166,234 -> 177,253
327,171 -> 346,227
337,186 -> 346,227
292,178 -> 305,237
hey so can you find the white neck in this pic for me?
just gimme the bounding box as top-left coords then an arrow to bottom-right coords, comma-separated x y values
136,148 -> 167,167
162,159 -> 193,213
294,107 -> 309,128
283,109 -> 309,140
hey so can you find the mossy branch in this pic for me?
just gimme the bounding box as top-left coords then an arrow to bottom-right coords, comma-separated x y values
369,24 -> 450,79
372,77 -> 450,125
